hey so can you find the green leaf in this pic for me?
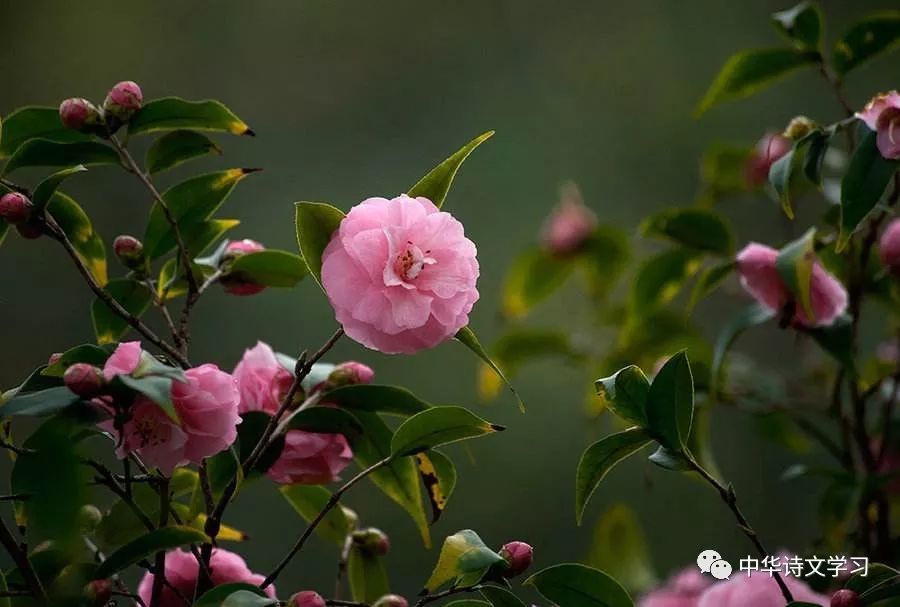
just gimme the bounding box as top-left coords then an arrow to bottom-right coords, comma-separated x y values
711,303 -> 776,397
832,11 -> 900,76
351,411 -> 431,547
42,343 -> 111,377
279,485 -> 353,546
640,208 -> 734,255
0,386 -> 80,418
776,228 -> 817,320
195,584 -> 272,607
772,2 -> 823,49
575,428 -> 653,525
416,450 -> 457,523
770,131 -> 824,219
803,131 -> 831,185
219,590 -> 279,607
95,526 -> 207,579
48,192 -> 108,286
700,143 -> 753,196
806,314 -> 855,369
423,529 -> 505,592
146,130 -> 221,174
501,248 -> 574,319
586,504 -> 657,594
408,131 -> 494,208
129,97 -> 252,137
695,48 -> 818,117
31,164 -> 87,213
2,139 -> 118,175
524,563 -> 634,607
647,445 -> 692,471
0,106 -> 90,159
847,563 -> 900,601
456,326 -> 525,412
391,406 -> 503,457
294,201 -> 345,286
144,168 -> 257,260
322,384 -> 431,416
117,375 -> 176,414
595,366 -> 650,427
631,248 -> 703,315
838,129 -> 899,250
769,147 -> 798,219
687,260 -> 735,311
91,278 -> 153,344
348,544 -> 390,603
645,352 -> 694,451
225,249 -> 307,288
480,586 -> 528,607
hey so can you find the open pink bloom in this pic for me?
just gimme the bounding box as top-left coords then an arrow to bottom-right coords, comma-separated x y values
321,195 -> 479,354
736,242 -> 848,328
267,429 -> 353,485
856,91 -> 900,160
102,341 -> 142,380
880,218 -> 900,270
696,570 -> 828,607
137,548 -> 275,607
234,341 -> 294,414
100,399 -> 188,476
745,132 -> 792,186
540,196 -> 597,256
640,569 -> 712,607
172,364 -> 241,462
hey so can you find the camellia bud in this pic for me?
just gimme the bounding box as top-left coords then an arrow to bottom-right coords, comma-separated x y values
745,132 -> 792,186
83,579 -> 112,606
220,238 -> 267,296
103,80 -> 143,126
113,235 -> 146,270
59,98 -> 104,134
327,361 -> 375,388
289,591 -> 326,607
879,218 -> 900,272
373,595 -> 408,607
783,115 -> 817,140
77,504 -> 103,531
47,352 -> 63,366
0,192 -> 33,224
63,363 -> 104,398
353,527 -> 390,556
830,589 -> 861,607
16,222 -> 44,240
498,541 -> 533,578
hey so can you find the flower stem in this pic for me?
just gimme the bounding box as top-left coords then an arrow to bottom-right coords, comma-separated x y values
149,477 -> 170,607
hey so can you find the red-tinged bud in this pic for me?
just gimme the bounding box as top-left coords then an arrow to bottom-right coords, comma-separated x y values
103,81 -> 143,126
327,361 -> 375,388
880,218 -> 900,272
289,591 -> 326,607
831,589 -> 861,607
59,98 -> 104,134
0,192 -> 32,224
16,222 -> 44,240
113,235 -> 145,269
220,238 -> 267,296
498,541 -> 533,578
83,579 -> 112,605
373,595 -> 408,607
745,132 -> 792,187
47,352 -> 63,366
353,527 -> 390,556
64,363 -> 104,398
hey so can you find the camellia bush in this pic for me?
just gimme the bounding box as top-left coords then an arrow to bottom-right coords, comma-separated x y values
0,3 -> 899,607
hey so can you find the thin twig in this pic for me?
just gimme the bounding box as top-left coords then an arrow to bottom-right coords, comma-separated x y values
0,517 -> 46,604
335,533 -> 355,598
149,478 -> 170,607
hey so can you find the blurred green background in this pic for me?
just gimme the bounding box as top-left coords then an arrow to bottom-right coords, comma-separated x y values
1,0 -> 898,599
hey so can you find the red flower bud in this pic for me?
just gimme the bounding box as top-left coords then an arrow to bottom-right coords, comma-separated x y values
290,591 -> 326,607
64,363 -> 104,398
353,527 -> 390,556
59,98 -> 104,134
831,589 -> 861,607
103,81 -> 143,125
221,238 -> 267,296
327,361 -> 375,388
83,579 -> 112,605
880,218 -> 900,272
745,132 -> 792,187
47,352 -> 63,366
113,234 -> 145,269
0,192 -> 32,224
498,541 -> 533,578
373,595 -> 408,607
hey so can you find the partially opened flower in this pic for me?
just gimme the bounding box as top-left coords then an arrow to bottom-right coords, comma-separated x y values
857,91 -> 900,160
234,341 -> 294,414
172,363 -> 241,462
745,132 -> 792,186
696,569 -> 828,606
102,341 -> 143,380
639,568 -> 712,607
100,399 -> 188,476
321,194 -> 479,354
735,242 -> 848,328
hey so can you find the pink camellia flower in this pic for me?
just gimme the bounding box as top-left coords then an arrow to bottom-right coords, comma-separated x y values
879,218 -> 900,271
102,341 -> 142,380
696,569 -> 829,607
137,548 -> 275,607
745,132 -> 792,186
639,569 -> 712,607
540,184 -> 597,256
735,242 -> 848,328
101,399 -> 188,476
221,238 -> 267,296
291,591 -> 327,607
234,341 -> 294,414
856,91 -> 900,160
172,364 -> 241,463
320,195 -> 479,354
267,429 -> 353,485
103,80 -> 143,123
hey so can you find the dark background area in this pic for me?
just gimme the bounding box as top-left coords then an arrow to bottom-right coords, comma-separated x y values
1,0 -> 898,599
